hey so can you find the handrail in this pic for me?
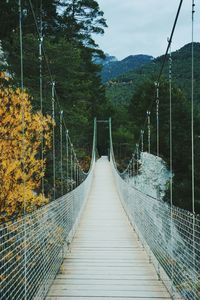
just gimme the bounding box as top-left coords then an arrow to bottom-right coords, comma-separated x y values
109,119 -> 200,300
0,119 -> 97,300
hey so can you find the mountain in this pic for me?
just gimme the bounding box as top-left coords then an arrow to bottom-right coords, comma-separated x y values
93,54 -> 118,67
101,54 -> 154,83
106,43 -> 200,105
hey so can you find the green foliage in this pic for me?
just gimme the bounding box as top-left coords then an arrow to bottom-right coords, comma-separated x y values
0,0 -> 58,40
129,79 -> 200,212
106,44 -> 200,213
2,1 -> 199,215
106,43 -> 200,106
106,82 -> 136,106
0,0 -> 18,40
0,0 -> 110,202
1,0 -> 108,148
59,0 -> 107,49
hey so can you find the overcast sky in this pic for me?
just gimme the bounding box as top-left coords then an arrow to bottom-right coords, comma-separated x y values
95,0 -> 200,60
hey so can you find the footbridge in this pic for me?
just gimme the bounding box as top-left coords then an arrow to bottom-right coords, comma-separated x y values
1,119 -> 199,300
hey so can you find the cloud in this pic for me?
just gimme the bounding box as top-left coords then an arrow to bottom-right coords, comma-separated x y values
95,0 -> 199,59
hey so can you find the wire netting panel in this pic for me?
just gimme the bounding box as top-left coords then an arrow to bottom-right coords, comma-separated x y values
0,169 -> 93,300
111,161 -> 200,300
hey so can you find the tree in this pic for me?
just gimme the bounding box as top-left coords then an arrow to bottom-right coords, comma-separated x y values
0,0 -> 109,175
0,0 -> 18,40
59,0 -> 107,49
0,0 -> 59,41
0,79 -> 53,221
129,78 -> 200,212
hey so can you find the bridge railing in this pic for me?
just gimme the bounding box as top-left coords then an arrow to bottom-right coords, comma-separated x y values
0,120 -> 97,300
109,119 -> 200,300
0,169 -> 94,300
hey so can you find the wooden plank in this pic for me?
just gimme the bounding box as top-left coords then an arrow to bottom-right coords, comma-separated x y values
46,297 -> 172,300
48,289 -> 170,297
49,284 -> 167,291
52,279 -> 165,286
46,157 -> 171,299
59,267 -> 158,275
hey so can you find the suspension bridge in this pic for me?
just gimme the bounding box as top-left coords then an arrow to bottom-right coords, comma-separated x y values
1,0 -> 200,299
0,118 -> 199,300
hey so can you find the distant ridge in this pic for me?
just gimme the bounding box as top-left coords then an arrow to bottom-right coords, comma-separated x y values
100,54 -> 154,83
105,43 -> 200,105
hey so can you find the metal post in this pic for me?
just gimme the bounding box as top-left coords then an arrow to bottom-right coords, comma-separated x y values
60,110 -> 63,196
52,81 -> 56,200
77,163 -> 79,186
74,153 -> 77,187
109,118 -> 112,159
66,130 -> 69,192
71,144 -> 73,191
141,130 -> 144,153
93,117 -> 97,162
132,153 -> 134,177
136,143 -> 139,175
147,111 -> 151,153
155,82 -> 160,157
156,186 -> 160,200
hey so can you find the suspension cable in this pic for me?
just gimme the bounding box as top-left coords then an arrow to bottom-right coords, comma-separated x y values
112,0 -> 184,175
191,0 -> 196,272
28,0 -> 68,133
60,110 -> 63,196
168,37 -> 174,299
52,81 -> 56,200
169,39 -> 173,215
157,0 -> 184,83
191,0 -> 195,215
27,0 -> 89,180
19,0 -> 24,89
19,0 -> 27,298
39,0 -> 44,196
142,0 -> 184,138
134,0 -> 184,158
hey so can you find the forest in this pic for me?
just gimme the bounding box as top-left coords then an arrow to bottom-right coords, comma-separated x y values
0,0 -> 199,221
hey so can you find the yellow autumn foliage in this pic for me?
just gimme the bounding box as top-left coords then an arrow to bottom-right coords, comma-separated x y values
0,84 -> 54,221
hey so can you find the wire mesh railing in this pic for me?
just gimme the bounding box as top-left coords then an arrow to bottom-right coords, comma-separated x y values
0,118 -> 97,300
108,116 -> 200,299
110,150 -> 200,299
0,163 -> 94,300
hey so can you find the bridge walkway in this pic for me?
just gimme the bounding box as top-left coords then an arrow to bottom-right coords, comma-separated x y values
46,157 -> 171,300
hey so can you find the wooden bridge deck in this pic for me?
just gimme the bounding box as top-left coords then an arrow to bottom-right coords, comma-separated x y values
46,157 -> 171,300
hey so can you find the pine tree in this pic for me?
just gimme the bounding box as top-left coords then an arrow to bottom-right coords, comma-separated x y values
0,0 -> 18,40
59,0 -> 107,49
0,0 -> 59,41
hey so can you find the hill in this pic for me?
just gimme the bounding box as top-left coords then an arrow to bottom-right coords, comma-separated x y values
106,43 -> 200,105
94,54 -> 118,66
101,54 -> 153,83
